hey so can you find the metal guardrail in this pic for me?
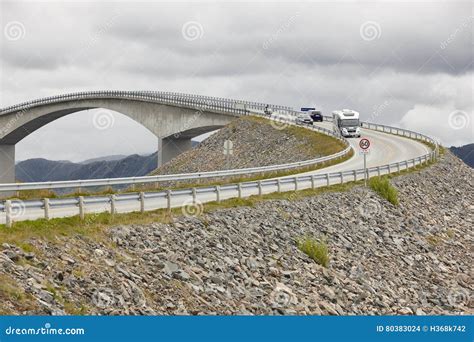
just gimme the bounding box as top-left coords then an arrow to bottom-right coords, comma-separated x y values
0,111 -> 350,193
0,91 -> 439,227
0,149 -> 436,227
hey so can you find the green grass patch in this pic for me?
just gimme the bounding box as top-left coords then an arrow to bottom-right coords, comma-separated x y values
369,176 -> 399,206
296,236 -> 330,267
0,274 -> 38,314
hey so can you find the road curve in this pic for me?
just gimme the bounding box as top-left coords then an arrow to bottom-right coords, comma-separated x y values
0,122 -> 431,224
299,122 -> 430,176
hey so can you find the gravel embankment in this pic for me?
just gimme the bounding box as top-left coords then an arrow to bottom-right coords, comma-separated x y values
152,116 -> 345,175
0,152 -> 472,315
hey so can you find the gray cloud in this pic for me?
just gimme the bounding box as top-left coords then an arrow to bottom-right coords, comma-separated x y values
0,0 -> 472,162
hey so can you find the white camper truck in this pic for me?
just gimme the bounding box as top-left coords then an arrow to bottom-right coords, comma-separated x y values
332,109 -> 361,137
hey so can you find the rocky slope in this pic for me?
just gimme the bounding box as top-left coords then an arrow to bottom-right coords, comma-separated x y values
152,116 -> 345,175
0,152 -> 472,315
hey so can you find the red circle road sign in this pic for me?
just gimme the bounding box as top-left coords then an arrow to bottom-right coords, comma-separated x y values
359,138 -> 370,150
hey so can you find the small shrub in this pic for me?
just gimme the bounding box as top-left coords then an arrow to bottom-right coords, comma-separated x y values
296,236 -> 329,267
369,176 -> 399,205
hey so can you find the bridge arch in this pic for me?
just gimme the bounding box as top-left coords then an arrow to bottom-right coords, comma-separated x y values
0,95 -> 238,184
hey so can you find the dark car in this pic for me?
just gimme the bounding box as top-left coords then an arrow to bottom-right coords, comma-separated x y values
310,110 -> 323,122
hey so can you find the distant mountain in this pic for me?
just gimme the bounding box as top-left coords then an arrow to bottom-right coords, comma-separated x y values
16,153 -> 158,182
79,155 -> 127,164
450,143 -> 474,168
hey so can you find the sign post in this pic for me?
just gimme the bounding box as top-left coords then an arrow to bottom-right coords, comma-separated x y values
359,138 -> 371,186
223,139 -> 234,170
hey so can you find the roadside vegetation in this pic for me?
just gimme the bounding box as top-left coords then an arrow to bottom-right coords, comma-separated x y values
0,274 -> 38,314
369,176 -> 399,205
296,236 -> 330,267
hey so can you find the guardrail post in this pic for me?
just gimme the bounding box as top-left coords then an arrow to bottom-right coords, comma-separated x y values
353,170 -> 357,181
339,172 -> 343,184
326,174 -> 330,186
192,188 -> 197,203
166,190 -> 171,211
293,178 -> 298,191
258,181 -> 263,196
237,183 -> 242,198
5,200 -> 12,228
139,192 -> 145,213
311,175 -> 315,189
78,196 -> 85,221
388,164 -> 391,174
377,166 -> 381,177
215,186 -> 221,203
110,194 -> 116,215
397,162 -> 400,173
43,198 -> 50,220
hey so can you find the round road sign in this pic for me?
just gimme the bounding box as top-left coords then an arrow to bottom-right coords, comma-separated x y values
359,138 -> 370,150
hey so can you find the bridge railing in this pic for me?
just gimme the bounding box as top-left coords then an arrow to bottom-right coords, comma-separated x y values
0,90 -> 291,117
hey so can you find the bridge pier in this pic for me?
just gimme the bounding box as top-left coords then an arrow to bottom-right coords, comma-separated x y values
158,136 -> 193,167
0,145 -> 15,197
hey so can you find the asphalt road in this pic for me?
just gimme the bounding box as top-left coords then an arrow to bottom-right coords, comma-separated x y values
0,122 -> 430,224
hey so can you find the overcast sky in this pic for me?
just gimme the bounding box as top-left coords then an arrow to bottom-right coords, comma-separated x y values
1,0 -> 472,162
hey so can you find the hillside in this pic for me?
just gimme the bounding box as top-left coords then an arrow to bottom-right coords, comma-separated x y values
16,154 -> 158,182
0,151 -> 471,315
450,143 -> 474,168
153,116 -> 346,175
